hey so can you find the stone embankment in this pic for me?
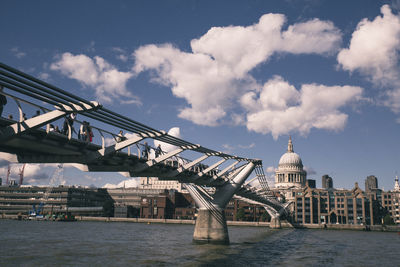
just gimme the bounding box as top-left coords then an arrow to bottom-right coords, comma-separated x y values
2,214 -> 399,232
72,217 -> 400,231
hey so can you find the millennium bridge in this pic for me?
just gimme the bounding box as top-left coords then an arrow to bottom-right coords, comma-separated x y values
0,62 -> 289,244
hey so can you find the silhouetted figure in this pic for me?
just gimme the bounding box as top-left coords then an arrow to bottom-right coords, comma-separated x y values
82,121 -> 93,142
0,86 -> 7,117
88,125 -> 94,142
116,130 -> 126,142
142,142 -> 150,159
155,144 -> 162,158
82,121 -> 89,141
78,122 -> 85,140
62,113 -> 76,136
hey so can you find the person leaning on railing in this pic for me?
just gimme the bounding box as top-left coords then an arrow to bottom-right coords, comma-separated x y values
62,112 -> 76,136
116,130 -> 126,143
0,85 -> 7,117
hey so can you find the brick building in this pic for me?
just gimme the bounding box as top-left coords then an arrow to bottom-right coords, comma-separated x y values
140,191 -> 196,219
225,198 -> 269,222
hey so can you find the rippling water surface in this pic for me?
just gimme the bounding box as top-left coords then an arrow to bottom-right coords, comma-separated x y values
1,220 -> 399,266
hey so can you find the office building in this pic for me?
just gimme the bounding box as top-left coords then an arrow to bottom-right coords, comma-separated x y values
365,175 -> 378,192
322,175 -> 333,189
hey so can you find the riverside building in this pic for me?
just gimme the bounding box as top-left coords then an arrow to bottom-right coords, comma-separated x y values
0,185 -> 110,216
380,176 -> 400,224
139,177 -> 184,192
293,183 -> 380,225
271,137 -> 400,226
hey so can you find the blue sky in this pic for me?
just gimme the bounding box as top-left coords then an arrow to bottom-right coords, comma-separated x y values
1,0 -> 400,190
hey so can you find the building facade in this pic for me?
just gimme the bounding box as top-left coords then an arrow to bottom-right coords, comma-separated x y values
322,175 -> 333,189
139,177 -> 184,192
0,185 -> 110,216
140,191 -> 196,219
380,177 -> 400,224
365,175 -> 378,192
294,183 -> 380,225
273,137 -> 307,202
275,137 -> 307,189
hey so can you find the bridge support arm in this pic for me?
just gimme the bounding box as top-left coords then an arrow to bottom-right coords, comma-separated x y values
86,134 -> 147,162
213,162 -> 255,208
186,161 -> 255,244
131,145 -> 196,174
161,154 -> 210,178
213,161 -> 238,179
188,158 -> 227,183
0,109 -> 68,142
263,201 -> 293,229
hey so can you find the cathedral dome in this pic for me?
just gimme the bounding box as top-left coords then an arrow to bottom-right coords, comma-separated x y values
278,136 -> 303,168
279,152 -> 303,167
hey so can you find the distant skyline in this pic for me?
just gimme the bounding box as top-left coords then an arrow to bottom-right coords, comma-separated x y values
1,0 -> 400,190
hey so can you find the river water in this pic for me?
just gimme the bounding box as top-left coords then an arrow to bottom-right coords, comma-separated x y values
1,220 -> 399,266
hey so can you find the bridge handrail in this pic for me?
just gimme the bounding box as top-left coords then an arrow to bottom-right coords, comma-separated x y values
0,62 -> 258,164
0,62 -> 281,206
0,90 -> 125,141
0,90 -> 239,179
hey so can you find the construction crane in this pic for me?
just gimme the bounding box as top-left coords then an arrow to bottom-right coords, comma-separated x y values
6,164 -> 10,185
19,164 -> 26,186
5,163 -> 26,186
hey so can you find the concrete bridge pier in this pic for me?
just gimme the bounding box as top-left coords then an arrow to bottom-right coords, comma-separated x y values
186,162 -> 256,244
264,204 -> 288,229
193,208 -> 229,244
269,216 -> 281,229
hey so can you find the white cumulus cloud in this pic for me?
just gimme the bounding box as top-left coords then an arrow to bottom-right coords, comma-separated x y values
103,178 -> 140,189
337,5 -> 400,114
154,127 -> 182,154
51,53 -> 140,105
243,76 -> 363,139
266,166 -> 276,173
133,13 -> 342,127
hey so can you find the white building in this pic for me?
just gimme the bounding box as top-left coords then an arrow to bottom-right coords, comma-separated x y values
392,176 -> 400,224
139,177 -> 184,192
274,137 -> 307,201
394,175 -> 400,192
275,137 -> 307,189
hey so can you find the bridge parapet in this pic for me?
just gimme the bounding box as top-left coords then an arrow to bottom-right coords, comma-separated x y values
0,62 -> 287,243
0,62 -> 261,184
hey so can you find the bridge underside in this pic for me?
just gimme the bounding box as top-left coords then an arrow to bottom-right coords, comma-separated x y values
0,119 -> 229,186
0,61 -> 287,244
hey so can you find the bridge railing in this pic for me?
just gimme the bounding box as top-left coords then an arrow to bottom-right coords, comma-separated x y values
0,62 -> 277,201
0,87 -> 232,180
